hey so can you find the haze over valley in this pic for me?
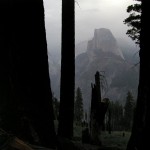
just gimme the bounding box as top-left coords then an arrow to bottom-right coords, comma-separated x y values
49,28 -> 139,110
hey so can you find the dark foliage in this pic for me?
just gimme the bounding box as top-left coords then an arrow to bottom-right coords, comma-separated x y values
124,91 -> 135,131
105,101 -> 124,132
82,128 -> 90,144
74,87 -> 84,124
127,1 -> 150,150
124,0 -> 141,45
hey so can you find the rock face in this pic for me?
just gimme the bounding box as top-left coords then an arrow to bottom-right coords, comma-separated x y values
75,40 -> 88,57
75,28 -> 139,110
87,28 -> 124,59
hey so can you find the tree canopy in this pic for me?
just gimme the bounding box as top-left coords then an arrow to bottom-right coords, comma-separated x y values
74,87 -> 84,124
124,0 -> 141,45
124,91 -> 135,131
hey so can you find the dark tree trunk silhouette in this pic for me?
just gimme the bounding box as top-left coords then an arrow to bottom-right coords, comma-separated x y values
90,72 -> 109,145
127,1 -> 150,150
108,109 -> 111,134
90,83 -> 101,145
58,0 -> 75,139
95,72 -> 101,103
0,0 -> 56,148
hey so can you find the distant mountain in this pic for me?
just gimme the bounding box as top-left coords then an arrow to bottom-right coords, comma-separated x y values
117,38 -> 139,64
75,28 -> 139,110
75,40 -> 88,57
75,35 -> 140,64
87,28 -> 125,59
48,28 -> 139,111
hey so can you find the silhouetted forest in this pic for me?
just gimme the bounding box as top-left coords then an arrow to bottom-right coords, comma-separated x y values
0,0 -> 149,150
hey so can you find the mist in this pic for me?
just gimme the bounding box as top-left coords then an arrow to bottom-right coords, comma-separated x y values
43,0 -> 137,53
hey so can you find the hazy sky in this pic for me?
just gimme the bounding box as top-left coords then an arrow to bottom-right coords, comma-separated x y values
43,0 -> 135,53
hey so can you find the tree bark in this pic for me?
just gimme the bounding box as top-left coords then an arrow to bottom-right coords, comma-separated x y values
58,0 -> 75,139
0,0 -> 56,148
127,1 -> 150,150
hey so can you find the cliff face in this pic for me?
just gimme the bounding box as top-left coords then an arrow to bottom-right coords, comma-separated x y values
87,28 -> 124,59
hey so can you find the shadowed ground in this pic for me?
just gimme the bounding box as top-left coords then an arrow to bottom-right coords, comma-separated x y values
0,129 -> 130,150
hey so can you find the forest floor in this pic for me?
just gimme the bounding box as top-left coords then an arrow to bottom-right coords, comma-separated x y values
72,125 -> 131,150
18,131 -> 130,150
71,131 -> 130,150
12,131 -> 130,150
48,122 -> 131,150
0,124 -> 130,150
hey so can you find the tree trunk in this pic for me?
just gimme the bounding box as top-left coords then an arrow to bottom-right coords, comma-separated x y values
0,0 -> 56,148
90,72 -> 109,145
58,0 -> 75,139
90,84 -> 101,145
90,72 -> 102,145
127,1 -> 150,150
108,109 -> 111,134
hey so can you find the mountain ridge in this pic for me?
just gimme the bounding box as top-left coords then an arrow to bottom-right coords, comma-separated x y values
75,28 -> 139,110
48,28 -> 139,111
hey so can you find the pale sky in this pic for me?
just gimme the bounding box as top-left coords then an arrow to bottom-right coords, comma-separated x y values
43,0 -> 136,53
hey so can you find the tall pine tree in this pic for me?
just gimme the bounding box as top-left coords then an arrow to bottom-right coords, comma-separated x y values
124,0 -> 141,44
124,91 -> 135,131
74,87 -> 84,124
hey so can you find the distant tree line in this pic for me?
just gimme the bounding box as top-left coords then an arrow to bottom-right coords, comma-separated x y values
105,91 -> 135,132
71,77 -> 136,135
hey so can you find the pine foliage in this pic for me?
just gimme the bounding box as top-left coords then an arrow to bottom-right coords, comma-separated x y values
124,91 -> 135,131
74,87 -> 84,124
124,0 -> 141,44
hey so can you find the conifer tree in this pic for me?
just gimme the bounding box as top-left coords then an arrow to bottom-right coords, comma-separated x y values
127,1 -> 150,149
74,87 -> 84,124
124,0 -> 141,44
124,91 -> 135,131
106,101 -> 123,131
